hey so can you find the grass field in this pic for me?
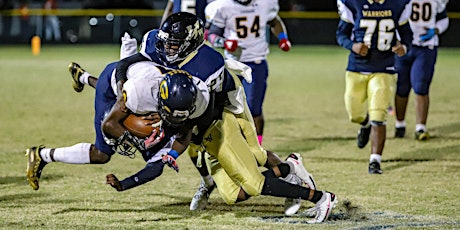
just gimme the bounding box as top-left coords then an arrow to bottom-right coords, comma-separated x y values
1,44 -> 459,229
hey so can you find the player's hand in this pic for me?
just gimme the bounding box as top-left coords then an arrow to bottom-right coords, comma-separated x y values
120,32 -> 138,59
141,113 -> 162,126
392,40 -> 407,57
144,127 -> 165,149
352,42 -> 369,57
162,153 -> 179,173
224,39 -> 238,52
420,27 -> 436,42
106,174 -> 123,191
279,38 -> 291,51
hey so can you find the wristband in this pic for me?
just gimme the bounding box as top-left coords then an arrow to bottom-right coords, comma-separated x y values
278,32 -> 288,41
168,149 -> 179,159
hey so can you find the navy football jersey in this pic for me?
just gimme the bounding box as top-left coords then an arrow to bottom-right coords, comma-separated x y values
337,0 -> 413,73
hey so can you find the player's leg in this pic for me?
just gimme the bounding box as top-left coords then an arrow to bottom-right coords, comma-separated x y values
411,47 -> 437,141
394,50 -> 414,138
68,62 -> 98,91
26,63 -> 118,190
188,144 -> 216,211
344,71 -> 371,148
241,61 -> 268,145
367,72 -> 397,174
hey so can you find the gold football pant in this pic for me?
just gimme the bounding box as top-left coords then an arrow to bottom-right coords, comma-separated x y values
344,71 -> 397,123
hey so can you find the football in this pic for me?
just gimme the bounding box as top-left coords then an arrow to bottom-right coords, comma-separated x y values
123,114 -> 156,138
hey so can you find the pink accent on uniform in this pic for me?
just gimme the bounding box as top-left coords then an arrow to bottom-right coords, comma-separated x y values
257,135 -> 263,145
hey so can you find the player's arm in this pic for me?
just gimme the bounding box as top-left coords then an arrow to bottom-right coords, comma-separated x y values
434,8 -> 449,35
336,19 -> 354,51
101,98 -> 151,153
161,0 -> 174,24
207,23 -> 225,48
106,160 -> 165,191
268,15 -> 291,51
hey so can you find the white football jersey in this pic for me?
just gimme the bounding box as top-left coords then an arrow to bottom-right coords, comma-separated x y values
209,0 -> 279,62
118,61 -> 210,118
410,0 -> 449,47
120,61 -> 165,115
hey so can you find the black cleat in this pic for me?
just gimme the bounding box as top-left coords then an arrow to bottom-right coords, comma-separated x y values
25,145 -> 48,190
357,126 -> 371,148
415,130 -> 429,141
68,62 -> 85,92
395,127 -> 406,138
368,161 -> 383,174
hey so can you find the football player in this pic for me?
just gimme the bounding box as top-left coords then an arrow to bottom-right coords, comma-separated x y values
336,0 -> 413,174
25,46 -> 169,191
206,0 -> 291,146
154,69 -> 337,223
114,12 -> 315,215
394,0 -> 450,141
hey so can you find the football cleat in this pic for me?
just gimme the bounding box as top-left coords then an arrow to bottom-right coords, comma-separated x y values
282,174 -> 303,216
285,153 -> 317,190
25,146 -> 47,190
190,179 -> 216,211
368,161 -> 383,174
68,62 -> 85,92
357,125 -> 371,148
307,191 -> 337,223
395,127 -> 406,138
415,130 -> 429,141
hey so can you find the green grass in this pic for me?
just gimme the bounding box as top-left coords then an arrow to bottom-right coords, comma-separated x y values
1,44 -> 460,229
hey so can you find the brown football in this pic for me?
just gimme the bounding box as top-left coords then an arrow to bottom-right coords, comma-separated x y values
122,114 -> 155,138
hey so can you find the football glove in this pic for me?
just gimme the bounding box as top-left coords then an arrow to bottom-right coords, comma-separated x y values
420,28 -> 436,42
224,39 -> 238,52
162,150 -> 179,173
120,32 -> 138,59
144,127 -> 165,149
278,32 -> 291,52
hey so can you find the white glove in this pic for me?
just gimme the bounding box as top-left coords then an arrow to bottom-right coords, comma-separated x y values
120,32 -> 138,59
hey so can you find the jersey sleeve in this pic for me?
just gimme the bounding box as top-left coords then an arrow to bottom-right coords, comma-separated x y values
337,0 -> 354,24
266,0 -> 280,21
190,77 -> 210,119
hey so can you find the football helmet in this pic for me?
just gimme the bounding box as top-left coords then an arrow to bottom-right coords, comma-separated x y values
234,0 -> 252,5
158,70 -> 197,127
155,12 -> 205,65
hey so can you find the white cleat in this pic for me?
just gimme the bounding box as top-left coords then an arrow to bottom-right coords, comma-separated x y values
286,153 -> 317,190
189,179 -> 216,211
282,174 -> 303,216
307,191 -> 337,223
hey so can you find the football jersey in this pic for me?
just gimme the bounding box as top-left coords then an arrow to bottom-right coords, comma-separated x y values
171,0 -> 208,22
116,61 -> 210,118
409,0 -> 449,47
337,0 -> 413,73
210,0 -> 279,62
139,29 -> 226,87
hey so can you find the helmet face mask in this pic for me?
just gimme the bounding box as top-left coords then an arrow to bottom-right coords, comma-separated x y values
158,70 -> 197,127
156,12 -> 204,65
234,0 -> 252,5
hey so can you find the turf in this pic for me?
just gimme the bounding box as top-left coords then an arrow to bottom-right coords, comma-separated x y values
0,44 -> 459,229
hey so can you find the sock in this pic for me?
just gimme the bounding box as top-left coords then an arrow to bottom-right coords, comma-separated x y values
370,153 -> 382,163
202,175 -> 214,187
40,143 -> 91,164
80,72 -> 91,85
285,161 -> 296,174
416,124 -> 426,132
277,163 -> 291,178
257,135 -> 263,145
395,120 -> 406,128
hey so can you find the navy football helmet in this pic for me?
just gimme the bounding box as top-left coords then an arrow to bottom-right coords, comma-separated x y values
155,12 -> 205,65
158,70 -> 197,127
